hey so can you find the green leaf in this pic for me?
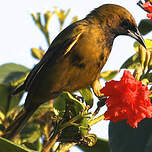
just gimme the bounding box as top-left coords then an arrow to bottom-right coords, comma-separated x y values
142,73 -> 152,84
78,138 -> 110,152
79,88 -> 93,108
0,83 -> 22,114
54,8 -> 71,25
134,39 -> 152,52
20,123 -> 41,143
23,139 -> 42,152
54,8 -> 71,30
44,11 -> 53,31
31,103 -> 53,120
72,16 -> 78,23
100,70 -> 119,81
0,63 -> 29,114
53,93 -> 66,116
54,92 -> 85,116
109,119 -> 152,152
31,48 -> 45,60
0,137 -> 31,152
138,19 -> 152,35
120,53 -> 140,69
0,63 -> 29,84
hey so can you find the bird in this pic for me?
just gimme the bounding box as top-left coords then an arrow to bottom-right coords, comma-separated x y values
3,4 -> 146,140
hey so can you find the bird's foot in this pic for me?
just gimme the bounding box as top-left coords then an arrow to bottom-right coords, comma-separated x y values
92,79 -> 103,97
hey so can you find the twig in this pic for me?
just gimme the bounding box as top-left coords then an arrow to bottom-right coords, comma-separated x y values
89,114 -> 105,127
43,132 -> 60,152
56,142 -> 76,152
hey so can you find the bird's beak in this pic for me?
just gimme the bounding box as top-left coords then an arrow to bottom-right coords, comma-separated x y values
127,28 -> 147,49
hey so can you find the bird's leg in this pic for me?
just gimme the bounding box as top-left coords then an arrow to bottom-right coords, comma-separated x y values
91,79 -> 108,119
92,79 -> 103,97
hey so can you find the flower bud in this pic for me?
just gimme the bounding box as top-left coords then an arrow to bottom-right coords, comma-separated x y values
142,78 -> 149,85
44,11 -> 53,31
133,65 -> 143,80
148,49 -> 152,70
139,45 -> 146,71
144,50 -> 151,71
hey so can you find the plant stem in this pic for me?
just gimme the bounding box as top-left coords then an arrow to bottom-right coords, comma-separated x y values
56,142 -> 76,152
59,114 -> 82,130
43,133 -> 60,152
89,114 -> 105,127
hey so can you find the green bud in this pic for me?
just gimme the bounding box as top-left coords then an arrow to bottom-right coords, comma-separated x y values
31,48 -> 45,60
44,11 -> 53,31
133,65 -> 143,80
139,45 -> 146,71
141,78 -> 149,85
144,50 -> 151,71
148,49 -> 152,70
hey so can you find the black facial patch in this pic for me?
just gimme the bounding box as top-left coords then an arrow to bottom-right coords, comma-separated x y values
120,19 -> 136,31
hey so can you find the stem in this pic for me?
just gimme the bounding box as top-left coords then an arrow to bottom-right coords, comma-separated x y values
59,114 -> 82,130
44,31 -> 51,46
90,97 -> 106,120
56,142 -> 76,152
43,133 -> 60,152
89,114 -> 105,127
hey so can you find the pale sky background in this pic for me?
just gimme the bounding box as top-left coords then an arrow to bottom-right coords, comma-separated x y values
0,0 -> 150,151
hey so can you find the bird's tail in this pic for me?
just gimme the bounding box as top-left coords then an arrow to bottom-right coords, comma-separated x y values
2,106 -> 38,140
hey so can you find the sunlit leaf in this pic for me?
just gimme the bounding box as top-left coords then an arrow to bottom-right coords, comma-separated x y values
0,137 -> 31,152
23,139 -> 42,152
0,111 -> 5,123
30,103 -> 53,121
120,53 -> 140,69
79,88 -> 93,108
31,48 -> 45,60
54,8 -> 71,30
72,16 -> 78,23
53,93 -> 66,116
100,70 -> 119,81
44,11 -> 53,31
142,73 -> 152,84
0,63 -> 29,84
134,39 -> 152,52
0,63 -> 29,114
0,84 -> 22,115
54,92 -> 85,116
20,123 -> 41,143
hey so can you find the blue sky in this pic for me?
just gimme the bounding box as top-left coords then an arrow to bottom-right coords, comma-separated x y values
0,0 -> 149,151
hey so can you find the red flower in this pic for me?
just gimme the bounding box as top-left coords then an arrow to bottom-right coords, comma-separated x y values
142,1 -> 152,20
100,70 -> 152,128
147,13 -> 152,21
142,1 -> 152,12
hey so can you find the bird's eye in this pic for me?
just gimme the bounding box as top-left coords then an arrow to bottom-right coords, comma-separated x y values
121,19 -> 137,32
121,19 -> 130,29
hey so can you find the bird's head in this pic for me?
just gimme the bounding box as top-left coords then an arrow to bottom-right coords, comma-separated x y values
88,4 -> 146,48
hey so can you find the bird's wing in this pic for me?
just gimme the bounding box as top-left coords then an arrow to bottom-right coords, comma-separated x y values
12,21 -> 87,94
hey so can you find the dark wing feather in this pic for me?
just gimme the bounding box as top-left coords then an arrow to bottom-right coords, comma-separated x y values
12,20 -> 87,95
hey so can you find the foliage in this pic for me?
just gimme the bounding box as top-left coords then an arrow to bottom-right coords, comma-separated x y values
0,5 -> 112,152
0,1 -> 152,152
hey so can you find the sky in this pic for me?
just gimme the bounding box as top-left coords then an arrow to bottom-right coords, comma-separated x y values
0,0 -> 150,151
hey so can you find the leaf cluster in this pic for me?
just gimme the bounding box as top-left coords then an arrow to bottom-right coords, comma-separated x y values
0,6 -> 111,152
